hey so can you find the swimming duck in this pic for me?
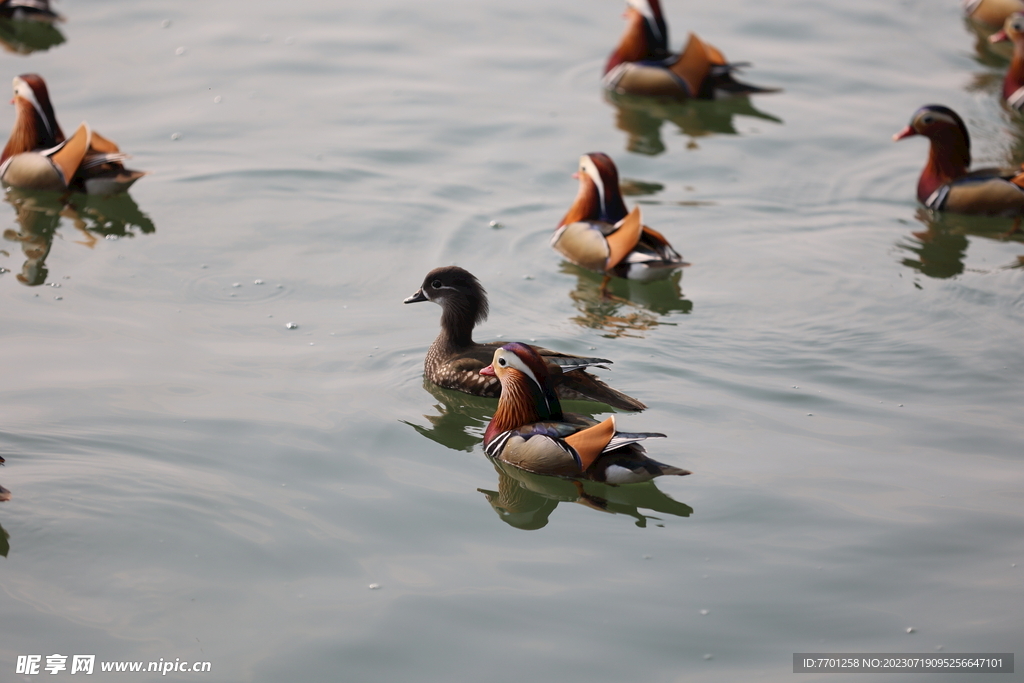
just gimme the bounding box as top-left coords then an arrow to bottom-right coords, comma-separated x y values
894,105 -> 1024,217
603,0 -> 776,100
990,13 -> 1024,109
552,152 -> 686,281
480,343 -> 689,483
964,0 -> 1024,28
1,74 -> 145,194
0,0 -> 61,22
405,266 -> 646,411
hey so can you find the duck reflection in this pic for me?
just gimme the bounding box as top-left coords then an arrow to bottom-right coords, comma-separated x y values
605,90 -> 781,156
561,263 -> 692,338
898,208 -> 1024,278
403,380 -> 614,452
2,188 -> 154,286
0,1 -> 64,55
479,459 -> 692,530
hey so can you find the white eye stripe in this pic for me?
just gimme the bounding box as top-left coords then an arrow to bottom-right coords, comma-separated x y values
13,78 -> 54,140
496,349 -> 543,389
579,156 -> 606,216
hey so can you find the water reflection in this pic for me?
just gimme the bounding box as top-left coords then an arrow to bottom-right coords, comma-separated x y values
2,188 -> 154,286
0,13 -> 64,55
479,460 -> 692,530
560,263 -> 692,338
898,208 -> 1024,278
605,91 -> 781,156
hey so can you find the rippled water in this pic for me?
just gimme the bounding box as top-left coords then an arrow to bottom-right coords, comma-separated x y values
1,0 -> 1022,681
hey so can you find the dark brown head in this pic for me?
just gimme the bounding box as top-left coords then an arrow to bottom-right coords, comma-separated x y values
893,105 -> 971,202
404,266 -> 488,346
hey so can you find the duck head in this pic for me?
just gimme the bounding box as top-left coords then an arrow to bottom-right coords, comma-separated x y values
2,74 -> 64,163
894,105 -> 971,204
990,13 -> 1024,99
606,0 -> 671,74
559,152 -> 630,226
480,343 -> 564,442
404,266 -> 488,346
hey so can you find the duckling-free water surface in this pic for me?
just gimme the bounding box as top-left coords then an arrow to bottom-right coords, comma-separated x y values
1,0 -> 1022,681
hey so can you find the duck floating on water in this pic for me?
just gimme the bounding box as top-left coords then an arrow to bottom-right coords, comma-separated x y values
894,104 -> 1024,219
1,74 -> 145,194
405,266 -> 646,411
0,0 -> 61,22
964,0 -> 1024,28
552,152 -> 686,281
990,13 -> 1024,109
480,343 -> 689,483
603,0 -> 777,100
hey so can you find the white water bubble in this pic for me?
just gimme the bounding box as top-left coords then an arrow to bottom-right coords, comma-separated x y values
285,322 -> 298,329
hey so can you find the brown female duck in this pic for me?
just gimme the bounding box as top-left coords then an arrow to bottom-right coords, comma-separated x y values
405,266 -> 646,411
480,343 -> 689,483
603,0 -> 776,100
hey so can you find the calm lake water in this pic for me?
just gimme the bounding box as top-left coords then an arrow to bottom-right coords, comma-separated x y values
1,0 -> 1022,681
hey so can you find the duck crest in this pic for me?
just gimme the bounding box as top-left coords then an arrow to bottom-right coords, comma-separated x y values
3,74 -> 64,163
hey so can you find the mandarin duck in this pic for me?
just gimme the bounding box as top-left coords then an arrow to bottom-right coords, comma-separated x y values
990,13 -> 1024,109
1,74 -> 145,194
0,454 -> 7,502
405,266 -> 646,411
480,343 -> 689,484
603,0 -> 776,100
552,152 -> 686,281
894,105 -> 1024,217
964,0 -> 1024,28
0,0 -> 62,22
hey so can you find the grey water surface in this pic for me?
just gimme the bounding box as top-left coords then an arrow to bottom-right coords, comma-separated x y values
1,0 -> 1022,681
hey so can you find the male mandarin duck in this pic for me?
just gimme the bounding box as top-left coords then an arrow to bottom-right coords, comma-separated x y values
964,0 -> 1024,28
0,0 -> 62,22
480,343 -> 689,484
990,13 -> 1024,108
1,74 -> 145,194
404,266 -> 647,411
603,0 -> 776,100
552,152 -> 686,281
894,105 -> 1024,217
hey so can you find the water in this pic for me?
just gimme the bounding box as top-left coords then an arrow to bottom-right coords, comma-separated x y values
1,0 -> 1022,681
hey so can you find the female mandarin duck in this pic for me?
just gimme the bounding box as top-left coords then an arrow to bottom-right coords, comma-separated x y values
404,266 -> 646,411
964,0 -> 1024,28
894,105 -> 1024,217
480,343 -> 689,483
603,0 -> 776,100
990,13 -> 1024,109
552,152 -> 686,281
1,74 -> 145,194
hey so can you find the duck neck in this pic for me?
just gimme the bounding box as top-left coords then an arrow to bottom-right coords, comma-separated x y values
605,10 -> 649,74
2,99 -> 43,163
436,295 -> 481,351
484,370 -> 562,444
559,177 -> 628,225
918,134 -> 970,203
1006,41 -> 1024,99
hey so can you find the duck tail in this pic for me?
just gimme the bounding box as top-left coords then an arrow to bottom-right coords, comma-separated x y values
556,371 -> 647,412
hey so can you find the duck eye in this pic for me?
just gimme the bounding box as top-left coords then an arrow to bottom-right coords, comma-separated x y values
430,279 -> 442,289
498,357 -> 507,366
921,115 -> 933,125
